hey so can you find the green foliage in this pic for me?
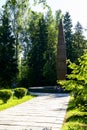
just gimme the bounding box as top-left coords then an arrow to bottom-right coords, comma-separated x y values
62,124 -> 86,130
72,22 -> 87,63
33,0 -> 47,6
43,8 -> 58,85
58,54 -> 87,110
14,88 -> 27,99
55,9 -> 63,29
1,0 -> 56,88
0,89 -> 12,103
64,13 -> 87,65
2,0 -> 87,89
0,94 -> 34,111
0,10 -> 18,87
28,13 -> 48,86
27,9 -> 58,86
64,12 -> 73,62
61,97 -> 87,130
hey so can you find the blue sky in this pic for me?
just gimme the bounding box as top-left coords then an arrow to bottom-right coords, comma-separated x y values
0,0 -> 87,35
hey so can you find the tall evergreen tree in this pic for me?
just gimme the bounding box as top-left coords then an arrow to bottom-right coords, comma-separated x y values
55,9 -> 63,29
72,22 -> 87,63
0,10 -> 18,88
43,8 -> 57,85
64,12 -> 73,62
28,13 -> 48,86
4,0 -> 47,87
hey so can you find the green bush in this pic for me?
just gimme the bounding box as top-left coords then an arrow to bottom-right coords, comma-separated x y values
62,123 -> 85,130
58,54 -> 87,110
13,88 -> 27,99
0,89 -> 12,103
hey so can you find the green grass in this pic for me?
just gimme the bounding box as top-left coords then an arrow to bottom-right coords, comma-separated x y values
0,95 -> 35,111
61,97 -> 87,130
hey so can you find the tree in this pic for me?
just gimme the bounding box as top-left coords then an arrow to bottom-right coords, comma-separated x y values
4,0 -> 30,60
27,13 -> 48,86
63,12 -> 73,62
43,8 -> 57,85
2,0 -> 47,87
0,10 -> 18,88
58,54 -> 87,110
55,9 -> 63,29
72,22 -> 87,63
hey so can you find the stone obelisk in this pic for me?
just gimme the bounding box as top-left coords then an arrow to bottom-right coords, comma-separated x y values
57,19 -> 67,80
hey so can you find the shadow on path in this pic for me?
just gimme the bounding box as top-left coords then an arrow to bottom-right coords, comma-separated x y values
0,92 -> 69,130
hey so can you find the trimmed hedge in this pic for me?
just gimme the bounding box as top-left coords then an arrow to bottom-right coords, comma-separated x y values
13,88 -> 27,99
0,89 -> 12,103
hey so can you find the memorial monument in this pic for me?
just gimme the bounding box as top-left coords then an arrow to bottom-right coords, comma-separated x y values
57,19 -> 67,80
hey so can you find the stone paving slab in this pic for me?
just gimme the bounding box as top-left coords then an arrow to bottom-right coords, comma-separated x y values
0,93 -> 69,130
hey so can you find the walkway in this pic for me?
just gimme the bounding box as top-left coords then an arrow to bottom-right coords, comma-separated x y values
0,93 -> 69,130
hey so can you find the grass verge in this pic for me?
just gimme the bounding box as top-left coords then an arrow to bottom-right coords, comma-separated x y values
61,97 -> 87,130
0,95 -> 35,111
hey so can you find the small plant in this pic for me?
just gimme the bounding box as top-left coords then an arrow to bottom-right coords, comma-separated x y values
0,89 -> 12,103
14,87 -> 27,99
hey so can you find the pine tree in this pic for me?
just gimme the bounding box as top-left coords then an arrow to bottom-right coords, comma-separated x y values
55,9 -> 63,29
64,12 -> 73,62
0,10 -> 18,88
72,22 -> 87,63
43,9 -> 57,85
28,13 -> 48,86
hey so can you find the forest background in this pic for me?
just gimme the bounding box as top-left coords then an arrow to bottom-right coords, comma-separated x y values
0,0 -> 87,88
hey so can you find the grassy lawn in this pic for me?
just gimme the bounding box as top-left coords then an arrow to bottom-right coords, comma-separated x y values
0,95 -> 35,111
61,97 -> 87,130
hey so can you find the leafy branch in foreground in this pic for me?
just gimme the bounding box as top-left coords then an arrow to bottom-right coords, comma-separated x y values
58,54 -> 87,110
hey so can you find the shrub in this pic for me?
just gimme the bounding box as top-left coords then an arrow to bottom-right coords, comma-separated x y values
13,88 -> 27,99
0,89 -> 12,103
58,54 -> 87,110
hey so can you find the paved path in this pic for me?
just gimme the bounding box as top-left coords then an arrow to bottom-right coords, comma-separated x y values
0,93 -> 69,130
